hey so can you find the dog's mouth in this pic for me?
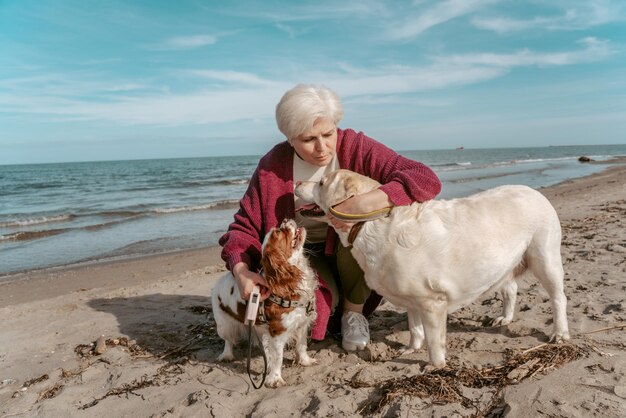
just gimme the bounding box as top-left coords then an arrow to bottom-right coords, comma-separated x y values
297,203 -> 325,218
292,227 -> 305,249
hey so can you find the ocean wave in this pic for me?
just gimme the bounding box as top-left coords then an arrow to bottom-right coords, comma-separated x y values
99,210 -> 142,217
177,178 -> 250,188
0,228 -> 69,242
433,162 -> 472,168
0,216 -> 141,242
435,156 -> 582,172
21,182 -> 65,190
0,200 -> 241,244
447,168 -> 546,184
153,200 -> 240,214
218,178 -> 249,185
0,214 -> 76,228
511,156 -> 576,164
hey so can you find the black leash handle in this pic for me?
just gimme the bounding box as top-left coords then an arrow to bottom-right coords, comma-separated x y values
246,322 -> 267,389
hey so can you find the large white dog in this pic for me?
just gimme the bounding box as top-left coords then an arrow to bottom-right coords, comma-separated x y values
295,169 -> 570,368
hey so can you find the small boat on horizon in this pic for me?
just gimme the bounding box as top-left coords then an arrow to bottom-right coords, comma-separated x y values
456,146 -> 465,150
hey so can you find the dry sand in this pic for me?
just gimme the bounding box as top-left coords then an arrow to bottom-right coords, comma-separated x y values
1,161 -> 625,417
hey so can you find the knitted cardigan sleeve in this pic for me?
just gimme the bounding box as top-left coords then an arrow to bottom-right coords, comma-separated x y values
341,129 -> 441,205
218,166 -> 264,271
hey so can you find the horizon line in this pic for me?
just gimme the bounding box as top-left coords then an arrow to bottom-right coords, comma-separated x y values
1,143 -> 625,167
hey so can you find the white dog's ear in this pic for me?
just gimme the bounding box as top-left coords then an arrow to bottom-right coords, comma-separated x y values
343,176 -> 362,197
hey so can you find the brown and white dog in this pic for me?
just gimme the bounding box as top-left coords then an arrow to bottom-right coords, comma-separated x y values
295,169 -> 570,369
212,219 -> 318,387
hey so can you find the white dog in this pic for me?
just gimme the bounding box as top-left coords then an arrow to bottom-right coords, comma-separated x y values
212,219 -> 318,387
295,169 -> 569,368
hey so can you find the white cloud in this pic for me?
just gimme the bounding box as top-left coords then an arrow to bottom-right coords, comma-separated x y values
186,70 -> 279,88
346,94 -> 452,107
273,22 -> 304,39
472,0 -> 626,33
161,34 -> 217,49
435,37 -> 615,67
210,0 -> 388,22
471,16 -> 548,33
386,0 -> 498,40
0,38 -> 616,127
0,66 -> 501,126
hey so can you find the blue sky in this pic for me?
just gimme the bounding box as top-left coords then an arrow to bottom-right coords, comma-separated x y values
1,0 -> 625,164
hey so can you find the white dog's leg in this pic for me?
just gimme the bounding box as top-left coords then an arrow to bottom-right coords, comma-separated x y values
401,309 -> 424,354
531,261 -> 570,342
217,340 -> 235,362
263,333 -> 288,388
294,325 -> 317,366
214,313 -> 240,362
492,279 -> 517,326
419,297 -> 448,369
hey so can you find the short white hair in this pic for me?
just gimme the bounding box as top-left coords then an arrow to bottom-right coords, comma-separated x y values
275,84 -> 344,140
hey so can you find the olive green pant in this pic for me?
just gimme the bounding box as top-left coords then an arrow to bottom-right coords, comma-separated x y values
306,242 -> 371,312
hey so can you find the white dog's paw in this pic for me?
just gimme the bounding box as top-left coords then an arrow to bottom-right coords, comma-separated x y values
399,346 -> 419,356
402,335 -> 424,354
297,355 -> 318,367
491,316 -> 512,327
423,363 -> 446,373
550,330 -> 570,343
217,352 -> 235,362
265,377 -> 287,388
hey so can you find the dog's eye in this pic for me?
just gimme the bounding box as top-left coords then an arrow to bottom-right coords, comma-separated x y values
319,178 -> 325,186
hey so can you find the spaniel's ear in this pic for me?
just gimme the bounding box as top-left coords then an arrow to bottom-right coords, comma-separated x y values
262,231 -> 301,296
261,233 -> 286,282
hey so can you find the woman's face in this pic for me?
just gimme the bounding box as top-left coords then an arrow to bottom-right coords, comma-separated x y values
290,117 -> 337,167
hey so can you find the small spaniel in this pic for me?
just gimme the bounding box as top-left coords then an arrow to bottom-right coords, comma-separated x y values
212,219 -> 318,387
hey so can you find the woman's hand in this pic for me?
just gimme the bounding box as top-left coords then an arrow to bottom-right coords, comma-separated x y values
232,262 -> 270,301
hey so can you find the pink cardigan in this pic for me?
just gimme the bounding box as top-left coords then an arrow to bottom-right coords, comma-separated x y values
219,128 -> 442,339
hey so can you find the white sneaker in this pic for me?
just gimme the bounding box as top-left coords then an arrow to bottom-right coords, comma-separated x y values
342,311 -> 370,351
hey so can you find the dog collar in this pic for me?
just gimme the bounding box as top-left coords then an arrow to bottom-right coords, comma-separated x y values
329,203 -> 393,245
266,294 -> 314,313
328,205 -> 393,222
347,221 -> 365,245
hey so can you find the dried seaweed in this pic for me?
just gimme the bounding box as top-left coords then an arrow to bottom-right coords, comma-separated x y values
184,305 -> 212,315
11,374 -> 50,398
61,368 -> 83,379
79,361 -> 186,410
359,343 -> 586,416
21,374 -> 49,388
37,383 -> 64,402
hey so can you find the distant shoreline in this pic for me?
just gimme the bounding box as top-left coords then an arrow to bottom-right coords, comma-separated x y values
2,143 -> 625,166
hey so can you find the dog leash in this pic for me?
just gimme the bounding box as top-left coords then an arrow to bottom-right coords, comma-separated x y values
245,285 -> 267,389
246,322 -> 267,389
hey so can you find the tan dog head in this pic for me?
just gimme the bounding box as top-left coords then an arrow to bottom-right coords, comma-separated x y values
295,169 -> 381,217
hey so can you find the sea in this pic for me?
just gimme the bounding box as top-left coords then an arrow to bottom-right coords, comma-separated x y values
1,144 -> 625,277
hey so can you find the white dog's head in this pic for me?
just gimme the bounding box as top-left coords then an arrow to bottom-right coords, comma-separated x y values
294,169 -> 381,220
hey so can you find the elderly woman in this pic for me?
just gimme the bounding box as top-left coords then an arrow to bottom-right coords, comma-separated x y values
219,84 -> 441,351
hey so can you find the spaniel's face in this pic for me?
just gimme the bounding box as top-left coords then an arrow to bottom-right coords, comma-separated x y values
261,219 -> 306,294
262,219 -> 306,259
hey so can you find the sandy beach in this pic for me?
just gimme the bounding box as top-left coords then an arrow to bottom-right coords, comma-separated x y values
1,162 -> 625,417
